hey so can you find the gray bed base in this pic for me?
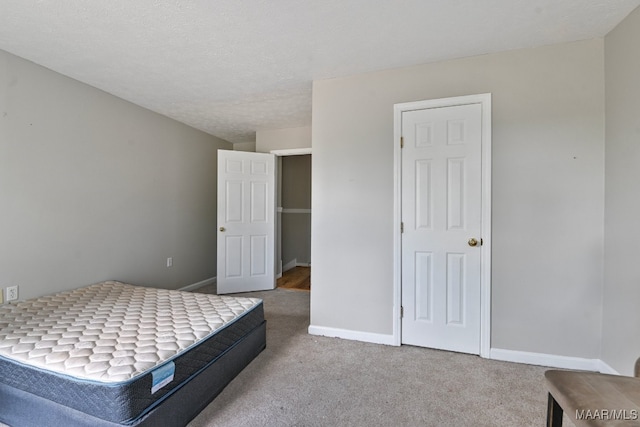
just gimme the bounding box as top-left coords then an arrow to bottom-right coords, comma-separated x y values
0,320 -> 266,427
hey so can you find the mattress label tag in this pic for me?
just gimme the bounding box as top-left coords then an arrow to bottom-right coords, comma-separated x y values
151,361 -> 175,394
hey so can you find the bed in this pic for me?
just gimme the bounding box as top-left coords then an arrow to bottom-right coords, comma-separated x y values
0,281 -> 266,427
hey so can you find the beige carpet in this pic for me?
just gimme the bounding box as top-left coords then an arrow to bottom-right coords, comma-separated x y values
188,286 -> 567,427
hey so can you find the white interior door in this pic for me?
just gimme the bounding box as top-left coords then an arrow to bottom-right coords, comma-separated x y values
401,103 -> 482,354
217,150 -> 275,294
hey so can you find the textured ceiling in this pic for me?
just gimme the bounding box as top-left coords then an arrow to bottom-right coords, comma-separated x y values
0,1 -> 638,143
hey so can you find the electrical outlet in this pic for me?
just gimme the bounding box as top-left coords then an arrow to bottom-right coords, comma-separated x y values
6,286 -> 18,302
166,257 -> 173,267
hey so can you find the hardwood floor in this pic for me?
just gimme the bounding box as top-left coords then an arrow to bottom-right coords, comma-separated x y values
277,266 -> 310,291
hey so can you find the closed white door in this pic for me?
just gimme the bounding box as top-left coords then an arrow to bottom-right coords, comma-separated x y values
217,150 -> 276,294
401,103 -> 482,354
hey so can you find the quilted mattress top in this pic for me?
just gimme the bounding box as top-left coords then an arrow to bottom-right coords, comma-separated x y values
0,281 -> 261,383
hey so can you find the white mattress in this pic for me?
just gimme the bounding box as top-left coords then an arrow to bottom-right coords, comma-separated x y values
0,281 -> 261,383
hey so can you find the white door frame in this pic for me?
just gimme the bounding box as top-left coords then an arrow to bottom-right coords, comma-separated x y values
392,93 -> 492,358
270,148 -> 312,280
271,148 -> 312,156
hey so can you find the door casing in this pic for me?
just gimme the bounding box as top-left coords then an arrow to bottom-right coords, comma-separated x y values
271,148 -> 312,279
392,94 -> 492,357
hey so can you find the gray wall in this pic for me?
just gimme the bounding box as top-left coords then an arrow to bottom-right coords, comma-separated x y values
311,40 -> 605,358
281,155 -> 311,267
233,141 -> 256,152
256,126 -> 311,153
602,7 -> 640,376
0,50 -> 231,300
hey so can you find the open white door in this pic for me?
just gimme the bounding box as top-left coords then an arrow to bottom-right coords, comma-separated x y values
217,150 -> 276,294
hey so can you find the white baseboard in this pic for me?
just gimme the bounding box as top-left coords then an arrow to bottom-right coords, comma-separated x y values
489,348 -> 615,373
179,276 -> 216,292
595,359 -> 620,375
308,325 -> 396,346
282,259 -> 297,272
282,259 -> 310,272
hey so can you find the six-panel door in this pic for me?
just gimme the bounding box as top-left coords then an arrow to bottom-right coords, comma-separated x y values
401,103 -> 482,354
217,150 -> 276,294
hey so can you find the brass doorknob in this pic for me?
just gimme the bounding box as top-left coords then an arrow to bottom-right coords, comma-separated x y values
468,238 -> 478,247
219,227 -> 226,232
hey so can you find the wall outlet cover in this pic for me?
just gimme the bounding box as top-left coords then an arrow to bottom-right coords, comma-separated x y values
6,286 -> 18,301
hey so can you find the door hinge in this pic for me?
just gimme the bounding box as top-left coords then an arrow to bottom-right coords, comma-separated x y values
401,222 -> 404,233
400,136 -> 404,148
401,306 -> 404,318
